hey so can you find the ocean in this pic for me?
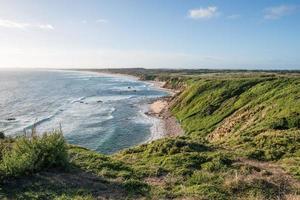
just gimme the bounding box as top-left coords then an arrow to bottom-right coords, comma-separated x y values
0,69 -> 168,154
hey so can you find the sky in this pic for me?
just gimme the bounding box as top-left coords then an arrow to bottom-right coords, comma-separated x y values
0,0 -> 299,70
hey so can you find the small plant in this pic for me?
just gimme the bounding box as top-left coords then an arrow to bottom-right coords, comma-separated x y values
123,179 -> 150,195
0,130 -> 69,178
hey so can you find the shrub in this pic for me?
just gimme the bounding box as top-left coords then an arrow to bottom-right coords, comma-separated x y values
0,130 -> 69,178
225,177 -> 285,199
246,149 -> 265,160
271,118 -> 289,130
202,154 -> 233,172
271,114 -> 300,130
123,179 -> 150,195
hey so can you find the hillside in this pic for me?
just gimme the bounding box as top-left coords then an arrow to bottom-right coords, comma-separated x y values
1,69 -> 300,199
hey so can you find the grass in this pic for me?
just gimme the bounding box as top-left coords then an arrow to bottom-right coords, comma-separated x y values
1,70 -> 300,199
0,130 -> 68,179
0,133 -> 150,199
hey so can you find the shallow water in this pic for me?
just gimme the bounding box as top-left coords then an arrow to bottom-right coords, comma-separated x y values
0,69 -> 168,154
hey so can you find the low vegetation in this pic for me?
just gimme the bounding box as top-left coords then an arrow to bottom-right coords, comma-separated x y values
0,131 -> 68,178
1,69 -> 300,199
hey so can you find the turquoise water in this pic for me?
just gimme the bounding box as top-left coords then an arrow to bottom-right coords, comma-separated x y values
0,70 -> 167,154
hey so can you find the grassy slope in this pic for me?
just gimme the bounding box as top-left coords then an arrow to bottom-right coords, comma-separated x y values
113,73 -> 300,199
1,69 -> 300,199
172,77 -> 300,159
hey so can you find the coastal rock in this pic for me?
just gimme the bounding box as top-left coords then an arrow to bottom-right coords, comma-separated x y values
6,117 -> 16,121
0,132 -> 4,139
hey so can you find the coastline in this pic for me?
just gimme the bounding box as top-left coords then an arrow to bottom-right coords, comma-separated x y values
143,79 -> 184,141
67,69 -> 184,143
145,95 -> 184,140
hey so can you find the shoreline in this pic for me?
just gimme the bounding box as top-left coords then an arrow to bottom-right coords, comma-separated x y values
145,96 -> 184,140
142,79 -> 183,141
68,69 -> 184,142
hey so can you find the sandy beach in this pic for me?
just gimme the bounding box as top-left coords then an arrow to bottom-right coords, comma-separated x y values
148,98 -> 184,138
147,80 -> 178,96
145,80 -> 184,139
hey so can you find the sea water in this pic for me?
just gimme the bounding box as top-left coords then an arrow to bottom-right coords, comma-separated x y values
0,69 -> 168,154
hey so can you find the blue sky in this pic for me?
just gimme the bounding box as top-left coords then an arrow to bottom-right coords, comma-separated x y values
0,0 -> 299,69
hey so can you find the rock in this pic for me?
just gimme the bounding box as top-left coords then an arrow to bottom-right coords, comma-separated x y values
6,117 -> 16,121
0,132 -> 5,139
97,100 -> 103,103
128,86 -> 131,89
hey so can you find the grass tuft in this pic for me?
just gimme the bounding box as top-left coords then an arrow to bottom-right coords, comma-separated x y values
0,130 -> 68,178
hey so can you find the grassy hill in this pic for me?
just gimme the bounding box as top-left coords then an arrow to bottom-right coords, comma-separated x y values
1,69 -> 300,199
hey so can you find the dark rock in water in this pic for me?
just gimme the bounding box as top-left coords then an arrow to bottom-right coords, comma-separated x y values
79,101 -> 84,104
128,86 -> 131,89
0,132 -> 4,139
133,90 -> 137,92
6,117 -> 16,121
97,100 -> 103,103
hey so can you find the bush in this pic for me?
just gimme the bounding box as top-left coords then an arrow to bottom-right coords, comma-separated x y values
271,114 -> 300,130
225,178 -> 285,199
202,154 -> 233,172
123,179 -> 150,195
0,130 -> 69,178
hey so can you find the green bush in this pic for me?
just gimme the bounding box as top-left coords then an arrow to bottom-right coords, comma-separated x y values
271,114 -> 300,130
202,154 -> 233,172
0,130 -> 69,178
123,179 -> 150,195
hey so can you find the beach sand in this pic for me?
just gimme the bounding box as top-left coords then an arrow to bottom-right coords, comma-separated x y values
147,95 -> 184,138
150,100 -> 168,114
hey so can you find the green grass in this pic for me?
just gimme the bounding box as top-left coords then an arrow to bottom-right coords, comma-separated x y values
1,71 -> 300,199
0,130 -> 68,178
171,77 -> 300,161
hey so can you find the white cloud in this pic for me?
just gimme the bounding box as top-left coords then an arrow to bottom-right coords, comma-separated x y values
0,19 -> 54,30
188,6 -> 219,19
264,5 -> 297,20
96,19 -> 108,23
